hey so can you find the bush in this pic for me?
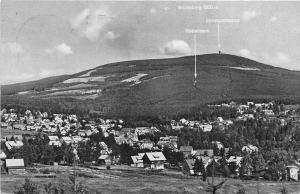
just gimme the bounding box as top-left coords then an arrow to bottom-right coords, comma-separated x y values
236,185 -> 246,194
42,169 -> 50,174
280,184 -> 288,194
14,178 -> 39,194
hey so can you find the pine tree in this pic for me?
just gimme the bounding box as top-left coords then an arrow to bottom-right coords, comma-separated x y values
193,158 -> 202,175
239,154 -> 252,178
194,158 -> 206,179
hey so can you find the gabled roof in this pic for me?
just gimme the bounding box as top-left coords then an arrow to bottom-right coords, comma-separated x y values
98,155 -> 110,160
0,150 -> 7,159
144,152 -> 166,161
185,159 -> 195,170
49,141 -> 61,146
138,153 -> 145,157
48,136 -> 59,141
242,145 -> 258,153
131,155 -> 143,163
286,165 -> 300,169
99,141 -> 107,147
198,156 -> 212,167
5,159 -> 25,167
61,136 -> 72,141
5,141 -> 24,150
140,138 -> 153,144
193,149 -> 214,157
72,136 -> 82,142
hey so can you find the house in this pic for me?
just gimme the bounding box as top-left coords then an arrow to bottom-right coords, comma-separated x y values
60,129 -> 67,136
171,125 -> 184,130
5,135 -> 23,141
48,136 -> 61,146
157,136 -> 178,150
142,152 -> 166,170
286,165 -> 299,181
99,141 -> 108,150
180,146 -> 193,158
72,136 -> 83,144
262,109 -> 275,116
242,145 -> 258,153
78,130 -> 86,137
211,141 -> 224,149
193,149 -> 214,157
0,122 -> 8,129
131,154 -> 144,168
197,156 -> 212,168
5,141 -> 24,150
60,136 -> 73,145
114,136 -> 126,145
199,124 -> 212,132
98,155 -> 111,166
0,150 -> 7,160
120,128 -> 135,135
5,159 -> 25,174
139,139 -> 154,150
224,148 -> 230,156
227,156 -> 243,175
13,124 -> 26,131
136,127 -> 152,135
180,118 -> 188,125
182,159 -> 195,175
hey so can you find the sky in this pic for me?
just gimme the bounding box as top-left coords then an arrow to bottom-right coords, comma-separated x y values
1,1 -> 300,84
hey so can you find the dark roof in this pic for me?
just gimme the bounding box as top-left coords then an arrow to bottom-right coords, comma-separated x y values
180,146 -> 193,152
185,159 -> 195,170
194,149 -> 214,157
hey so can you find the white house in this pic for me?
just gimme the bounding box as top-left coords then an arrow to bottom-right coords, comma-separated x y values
139,139 -> 154,150
142,152 -> 166,170
5,141 -> 24,150
286,165 -> 299,181
199,124 -> 212,132
60,136 -> 73,145
5,159 -> 25,174
131,154 -> 144,168
48,136 -> 61,146
242,145 -> 258,153
72,136 -> 83,144
227,156 -> 243,175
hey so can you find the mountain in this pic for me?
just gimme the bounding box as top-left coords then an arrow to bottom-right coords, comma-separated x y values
2,53 -> 300,118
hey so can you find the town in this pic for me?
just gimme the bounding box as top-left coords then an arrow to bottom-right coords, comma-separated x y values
1,100 -> 300,192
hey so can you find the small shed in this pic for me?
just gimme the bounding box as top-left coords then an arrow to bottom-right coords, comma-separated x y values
5,159 -> 25,174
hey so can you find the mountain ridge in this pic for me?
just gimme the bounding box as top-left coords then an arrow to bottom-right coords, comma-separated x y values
2,53 -> 300,117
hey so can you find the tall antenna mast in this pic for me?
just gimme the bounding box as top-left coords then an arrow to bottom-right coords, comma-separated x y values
217,23 -> 222,54
194,34 -> 197,86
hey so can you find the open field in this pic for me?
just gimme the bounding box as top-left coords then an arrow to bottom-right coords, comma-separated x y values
1,165 -> 300,194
